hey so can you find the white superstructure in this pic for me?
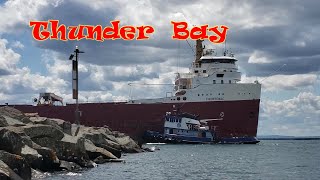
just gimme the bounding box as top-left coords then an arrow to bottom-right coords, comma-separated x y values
129,40 -> 261,104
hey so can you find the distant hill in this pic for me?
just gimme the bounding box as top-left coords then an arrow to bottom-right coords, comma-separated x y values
258,135 -> 320,140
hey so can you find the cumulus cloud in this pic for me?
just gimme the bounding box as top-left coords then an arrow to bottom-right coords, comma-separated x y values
11,41 -> 24,49
0,38 -> 20,75
248,50 -> 271,64
259,92 -> 320,136
241,74 -> 318,92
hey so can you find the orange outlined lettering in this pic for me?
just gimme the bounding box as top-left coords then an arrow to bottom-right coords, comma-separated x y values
29,21 -> 51,41
29,20 -> 228,44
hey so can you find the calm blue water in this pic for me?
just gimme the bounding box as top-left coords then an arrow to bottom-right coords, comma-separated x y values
47,140 -> 320,180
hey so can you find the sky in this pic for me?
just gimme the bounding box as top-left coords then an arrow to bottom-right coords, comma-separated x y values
0,0 -> 319,136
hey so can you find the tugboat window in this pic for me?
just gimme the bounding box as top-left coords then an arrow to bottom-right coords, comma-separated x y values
221,80 -> 224,84
177,97 -> 180,101
195,70 -> 198,73
203,70 -> 206,73
217,74 -> 224,77
183,97 -> 187,100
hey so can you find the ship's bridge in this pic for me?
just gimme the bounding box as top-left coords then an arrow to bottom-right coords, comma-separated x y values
174,52 -> 241,95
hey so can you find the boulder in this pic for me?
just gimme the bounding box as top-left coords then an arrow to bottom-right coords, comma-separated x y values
23,124 -> 64,140
0,115 -> 25,127
0,160 -> 23,180
59,160 -> 82,171
20,145 -> 43,170
84,139 -> 117,161
30,117 -> 72,135
54,134 -> 92,167
115,136 -> 143,153
23,124 -> 65,148
0,116 -> 9,127
35,147 -> 60,171
0,128 -> 25,155
0,107 -> 31,124
0,150 -> 31,180
81,129 -> 121,158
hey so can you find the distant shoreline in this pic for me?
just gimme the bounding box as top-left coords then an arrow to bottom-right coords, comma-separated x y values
258,137 -> 320,140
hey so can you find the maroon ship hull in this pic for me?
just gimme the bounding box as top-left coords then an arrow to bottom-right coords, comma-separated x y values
13,99 -> 260,143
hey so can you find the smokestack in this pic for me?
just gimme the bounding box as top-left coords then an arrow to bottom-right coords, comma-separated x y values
195,39 -> 204,63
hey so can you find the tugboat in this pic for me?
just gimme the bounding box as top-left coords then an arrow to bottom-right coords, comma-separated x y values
143,106 -> 215,144
143,106 -> 260,144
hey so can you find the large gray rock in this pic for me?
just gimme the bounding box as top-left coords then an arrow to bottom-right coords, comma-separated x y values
0,161 -> 22,180
115,136 -> 142,153
59,160 -> 82,171
0,116 -> 9,127
54,134 -> 93,167
35,147 -> 60,171
0,150 -> 31,180
23,124 -> 64,140
0,107 -> 31,124
23,124 -> 65,149
0,160 -> 23,180
84,139 -> 117,161
81,128 -> 122,158
30,117 -> 72,135
0,127 -> 61,172
0,128 -> 25,155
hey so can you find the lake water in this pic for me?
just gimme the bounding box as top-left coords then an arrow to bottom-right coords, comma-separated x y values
46,140 -> 320,180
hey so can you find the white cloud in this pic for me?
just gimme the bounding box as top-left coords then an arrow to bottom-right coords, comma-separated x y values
248,50 -> 272,64
0,38 -> 21,74
11,41 -> 24,49
241,74 -> 318,92
259,92 -> 320,136
0,38 -> 68,103
0,0 -> 52,33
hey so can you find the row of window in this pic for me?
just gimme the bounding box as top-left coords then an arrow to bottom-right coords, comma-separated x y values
198,93 -> 224,96
170,97 -> 187,101
166,117 -> 182,123
194,70 -> 234,73
197,92 -> 252,96
213,80 -> 232,84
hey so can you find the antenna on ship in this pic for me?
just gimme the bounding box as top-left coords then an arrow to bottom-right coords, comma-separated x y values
223,35 -> 227,56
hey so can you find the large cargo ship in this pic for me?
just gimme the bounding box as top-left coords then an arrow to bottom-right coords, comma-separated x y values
12,40 -> 262,143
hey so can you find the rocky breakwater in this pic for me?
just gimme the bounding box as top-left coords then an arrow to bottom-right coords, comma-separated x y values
0,106 -> 143,179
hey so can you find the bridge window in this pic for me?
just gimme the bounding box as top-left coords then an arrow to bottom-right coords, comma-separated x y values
213,80 -> 216,84
183,97 -> 187,100
221,80 -> 224,84
195,70 -> 198,73
177,97 -> 180,101
217,74 -> 224,78
203,70 -> 206,73
229,80 -> 231,84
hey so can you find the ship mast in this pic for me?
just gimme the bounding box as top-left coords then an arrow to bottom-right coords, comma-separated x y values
195,39 -> 204,63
